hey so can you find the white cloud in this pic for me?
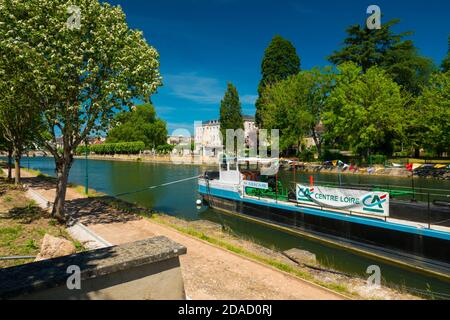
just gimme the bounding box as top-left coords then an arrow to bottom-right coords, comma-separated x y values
165,72 -> 257,106
241,94 -> 257,105
167,121 -> 194,134
155,105 -> 176,115
165,73 -> 224,104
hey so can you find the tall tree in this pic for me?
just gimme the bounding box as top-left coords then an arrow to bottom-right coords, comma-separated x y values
261,68 -> 335,156
0,134 -> 13,180
0,0 -> 162,220
415,71 -> 450,156
255,35 -> 300,127
261,73 -> 314,155
329,19 -> 434,95
442,36 -> 450,73
0,49 -> 41,185
107,103 -> 168,149
323,62 -> 406,158
219,83 -> 244,153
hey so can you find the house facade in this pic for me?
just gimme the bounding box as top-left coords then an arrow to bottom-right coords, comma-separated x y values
194,115 -> 258,156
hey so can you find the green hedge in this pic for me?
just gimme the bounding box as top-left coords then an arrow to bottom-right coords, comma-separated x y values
76,141 -> 145,155
156,144 -> 175,154
369,154 -> 387,165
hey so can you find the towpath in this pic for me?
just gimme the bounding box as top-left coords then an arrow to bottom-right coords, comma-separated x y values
7,168 -> 343,300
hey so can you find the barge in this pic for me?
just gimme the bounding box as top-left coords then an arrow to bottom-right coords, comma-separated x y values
198,156 -> 450,276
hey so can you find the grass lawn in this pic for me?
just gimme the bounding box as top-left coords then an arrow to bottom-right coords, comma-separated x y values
0,177 -> 83,268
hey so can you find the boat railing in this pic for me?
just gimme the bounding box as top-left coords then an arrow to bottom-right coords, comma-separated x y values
243,181 -> 450,232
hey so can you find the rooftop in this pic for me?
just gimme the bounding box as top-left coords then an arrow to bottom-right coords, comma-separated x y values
201,115 -> 255,126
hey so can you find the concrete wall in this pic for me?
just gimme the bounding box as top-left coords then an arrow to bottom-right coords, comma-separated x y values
0,236 -> 187,300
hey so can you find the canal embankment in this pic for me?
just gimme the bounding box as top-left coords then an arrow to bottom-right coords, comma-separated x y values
1,165 -> 424,300
4,157 -> 450,298
72,154 -> 450,179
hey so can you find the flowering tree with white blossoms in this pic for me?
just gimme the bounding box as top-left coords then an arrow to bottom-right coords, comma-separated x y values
0,0 -> 162,221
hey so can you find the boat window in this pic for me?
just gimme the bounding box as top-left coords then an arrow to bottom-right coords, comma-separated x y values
221,159 -> 227,171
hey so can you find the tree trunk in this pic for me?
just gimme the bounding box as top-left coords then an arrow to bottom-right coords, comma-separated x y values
14,155 -> 20,185
52,159 -> 72,222
414,148 -> 420,158
7,149 -> 12,181
312,133 -> 322,158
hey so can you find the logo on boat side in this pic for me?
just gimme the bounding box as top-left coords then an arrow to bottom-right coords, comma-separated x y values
296,185 -> 389,217
297,186 -> 314,203
362,194 -> 388,214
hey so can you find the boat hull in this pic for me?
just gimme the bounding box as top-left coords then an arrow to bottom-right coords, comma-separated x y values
199,182 -> 450,271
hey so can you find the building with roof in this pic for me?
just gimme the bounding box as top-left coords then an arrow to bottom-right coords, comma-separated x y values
194,115 -> 258,156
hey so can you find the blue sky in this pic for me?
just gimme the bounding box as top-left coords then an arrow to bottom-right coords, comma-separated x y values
106,0 -> 449,134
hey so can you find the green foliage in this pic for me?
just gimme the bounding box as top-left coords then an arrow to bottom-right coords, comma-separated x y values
321,149 -> 346,162
328,19 -> 434,95
25,239 -> 38,250
298,147 -> 316,162
255,35 -> 300,126
323,62 -> 406,158
155,144 -> 175,154
369,155 -> 387,165
0,34 -> 42,173
106,103 -> 167,149
414,71 -> 450,155
442,36 -> 450,73
261,72 -> 314,153
261,68 -> 334,155
0,0 -> 162,217
76,141 -> 145,155
0,0 -> 162,154
392,151 -> 410,158
219,83 -> 244,149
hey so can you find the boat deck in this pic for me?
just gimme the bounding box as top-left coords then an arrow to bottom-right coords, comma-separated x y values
243,193 -> 450,235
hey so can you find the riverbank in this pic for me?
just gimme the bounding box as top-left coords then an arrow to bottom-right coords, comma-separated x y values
4,166 -> 423,299
74,154 -> 217,167
70,154 -> 450,180
10,168 -> 345,300
0,172 -> 83,268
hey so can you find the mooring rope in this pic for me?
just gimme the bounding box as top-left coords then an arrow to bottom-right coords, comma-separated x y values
113,174 -> 202,198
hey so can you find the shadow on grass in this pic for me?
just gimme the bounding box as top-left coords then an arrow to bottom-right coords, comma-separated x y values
64,196 -> 155,226
1,173 -> 155,227
1,205 -> 51,224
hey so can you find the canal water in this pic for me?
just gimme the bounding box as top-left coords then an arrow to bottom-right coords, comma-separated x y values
19,156 -> 450,298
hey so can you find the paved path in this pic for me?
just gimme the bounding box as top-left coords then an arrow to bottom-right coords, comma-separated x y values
88,220 -> 343,300
9,168 -> 343,300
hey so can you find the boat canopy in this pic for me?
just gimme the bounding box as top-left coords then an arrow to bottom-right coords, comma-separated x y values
218,155 -> 280,183
221,156 -> 279,165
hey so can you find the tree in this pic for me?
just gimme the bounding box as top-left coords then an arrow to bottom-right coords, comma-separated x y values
219,83 -> 244,152
329,19 -> 434,95
261,68 -> 335,156
261,73 -> 313,155
0,0 -> 162,220
0,134 -> 13,180
323,62 -> 406,158
255,35 -> 300,127
0,48 -> 42,184
107,104 -> 168,149
415,71 -> 450,156
302,67 -> 335,157
442,36 -> 450,73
